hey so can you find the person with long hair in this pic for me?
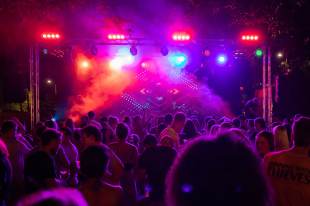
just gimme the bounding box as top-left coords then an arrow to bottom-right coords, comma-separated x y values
180,120 -> 200,143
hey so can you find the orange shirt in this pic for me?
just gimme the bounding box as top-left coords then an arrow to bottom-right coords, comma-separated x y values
159,127 -> 179,147
263,147 -> 310,206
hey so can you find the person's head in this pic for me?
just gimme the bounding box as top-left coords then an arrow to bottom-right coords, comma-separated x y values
80,145 -> 109,179
45,120 -> 58,130
165,114 -> 173,126
80,116 -> 89,127
206,119 -> 216,132
108,116 -> 119,129
255,117 -> 266,131
143,134 -> 158,149
99,116 -> 108,126
116,123 -> 129,141
172,113 -> 186,133
132,115 -> 142,128
292,116 -> 310,147
101,123 -> 114,144
24,151 -> 57,193
220,121 -> 233,132
209,124 -> 220,136
204,116 -> 213,127
273,125 -> 289,151
65,118 -> 74,131
59,127 -> 73,143
123,116 -> 131,125
87,111 -> 95,120
232,118 -> 241,128
17,188 -> 87,206
1,120 -> 17,138
247,119 -> 255,129
183,120 -> 198,139
166,133 -> 271,206
255,131 -> 274,157
40,129 -> 62,156
128,134 -> 140,147
81,125 -> 102,148
158,123 -> 167,135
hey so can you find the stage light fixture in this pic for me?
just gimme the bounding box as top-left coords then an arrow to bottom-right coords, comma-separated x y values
169,53 -> 188,68
41,32 -> 61,40
172,32 -> 191,42
80,60 -> 90,69
203,49 -> 211,57
255,49 -> 263,57
241,34 -> 260,42
107,33 -> 126,40
46,79 -> 53,85
130,46 -> 138,56
160,46 -> 169,56
276,52 -> 284,59
216,54 -> 228,65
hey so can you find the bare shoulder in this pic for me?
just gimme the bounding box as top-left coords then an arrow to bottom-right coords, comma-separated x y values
264,149 -> 291,162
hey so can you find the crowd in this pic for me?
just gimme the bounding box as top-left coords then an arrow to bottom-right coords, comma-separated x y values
0,111 -> 309,206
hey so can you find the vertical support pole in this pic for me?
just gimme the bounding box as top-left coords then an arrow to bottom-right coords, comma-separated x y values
29,44 -> 40,130
267,47 -> 273,125
35,44 -> 40,124
29,47 -> 35,129
262,47 -> 267,120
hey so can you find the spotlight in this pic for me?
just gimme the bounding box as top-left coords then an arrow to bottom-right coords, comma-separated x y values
276,52 -> 284,59
46,79 -> 53,85
169,53 -> 188,68
172,32 -> 191,42
141,62 -> 149,69
241,34 -> 260,41
80,60 -> 90,69
255,49 -> 263,57
203,49 -> 211,57
107,33 -> 126,40
109,55 -> 134,71
130,46 -> 138,56
160,46 -> 169,56
216,54 -> 228,65
41,33 -> 61,40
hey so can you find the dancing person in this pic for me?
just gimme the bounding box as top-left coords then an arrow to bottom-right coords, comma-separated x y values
60,127 -> 78,163
109,123 -> 138,205
1,120 -> 31,202
88,111 -> 102,129
160,113 -> 186,148
272,125 -> 290,151
138,141 -> 176,206
180,120 -> 200,143
79,145 -> 126,206
264,117 -> 310,206
255,131 -> 274,158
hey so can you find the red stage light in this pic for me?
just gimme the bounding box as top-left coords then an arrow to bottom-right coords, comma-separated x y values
41,33 -> 61,40
241,34 -> 260,41
172,32 -> 191,41
107,34 -> 126,40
